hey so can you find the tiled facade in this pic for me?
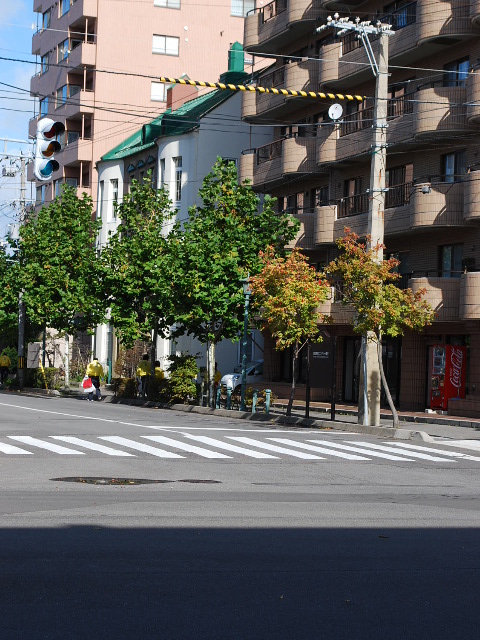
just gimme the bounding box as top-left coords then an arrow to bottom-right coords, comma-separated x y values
29,0 -> 247,210
241,0 -> 480,415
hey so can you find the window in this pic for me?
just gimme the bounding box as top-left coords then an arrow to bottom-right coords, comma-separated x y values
154,0 -> 180,8
41,53 -> 49,74
441,150 -> 466,183
231,0 -> 255,16
67,131 -> 80,144
56,85 -> 67,108
221,157 -> 237,168
68,85 -> 81,98
151,82 -> 166,102
152,35 -> 179,56
110,179 -> 118,218
98,181 -> 104,218
60,0 -> 71,17
58,39 -> 69,62
65,177 -> 78,188
440,244 -> 463,278
159,158 -> 165,188
444,58 -> 469,87
42,9 -> 51,30
54,180 -> 63,197
173,157 -> 182,202
316,186 -> 329,206
40,97 -> 49,117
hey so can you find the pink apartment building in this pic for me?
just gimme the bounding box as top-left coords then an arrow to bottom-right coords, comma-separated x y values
28,0 -> 251,207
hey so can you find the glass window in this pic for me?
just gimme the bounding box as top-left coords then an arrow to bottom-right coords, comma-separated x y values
41,53 -> 49,74
159,158 -> 165,188
42,9 -> 51,30
152,34 -> 179,56
444,58 -> 469,87
173,157 -> 182,202
56,85 -> 67,108
440,244 -> 463,278
154,0 -> 181,8
231,0 -> 255,17
111,179 -> 118,219
442,150 -> 466,182
98,181 -> 104,218
67,131 -> 80,144
40,97 -> 49,117
58,39 -> 69,62
60,0 -> 71,17
65,177 -> 78,188
151,82 -> 166,102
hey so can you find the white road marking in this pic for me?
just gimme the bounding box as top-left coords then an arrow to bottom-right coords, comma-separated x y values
228,437 -> 324,459
142,436 -> 232,458
8,436 -> 85,455
387,442 -> 480,461
51,436 -> 135,456
0,442 -> 33,455
269,438 -> 370,460
99,436 -> 184,458
432,440 -> 480,453
351,441 -> 455,462
306,440 -> 415,461
182,435 -> 278,458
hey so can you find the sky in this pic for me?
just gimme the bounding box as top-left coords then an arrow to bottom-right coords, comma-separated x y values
0,1 -> 37,239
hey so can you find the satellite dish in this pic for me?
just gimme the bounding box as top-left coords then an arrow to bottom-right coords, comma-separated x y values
328,103 -> 343,121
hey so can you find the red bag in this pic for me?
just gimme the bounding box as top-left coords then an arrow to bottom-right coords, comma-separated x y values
82,376 -> 93,390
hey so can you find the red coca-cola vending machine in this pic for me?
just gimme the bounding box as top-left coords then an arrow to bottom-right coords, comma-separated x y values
430,345 -> 466,410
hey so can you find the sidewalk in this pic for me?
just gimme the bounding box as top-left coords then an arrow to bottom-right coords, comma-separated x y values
2,386 -> 480,442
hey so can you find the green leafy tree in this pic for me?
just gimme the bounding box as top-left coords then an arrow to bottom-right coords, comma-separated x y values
0,243 -> 20,344
327,229 -> 434,427
170,158 -> 299,406
18,186 -> 104,334
101,176 -> 175,382
250,247 -> 330,416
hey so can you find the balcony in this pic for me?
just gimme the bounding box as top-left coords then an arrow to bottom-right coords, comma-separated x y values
314,205 -> 336,244
76,186 -> 92,199
336,193 -> 369,220
241,91 -> 257,121
281,134 -> 316,175
33,0 -> 44,12
460,272 -> 480,319
409,276 -> 460,322
284,59 -> 318,93
317,290 -> 356,325
252,139 -> 284,187
239,150 -> 255,184
58,138 -> 93,167
410,181 -> 464,228
414,86 -> 472,138
464,170 -> 480,221
467,70 -> 480,123
316,125 -> 337,166
384,182 -> 413,235
56,89 -> 95,119
68,0 -> 98,24
255,66 -> 286,119
244,0 -> 328,54
417,0 -> 472,46
318,41 -> 341,87
68,41 -> 96,69
286,212 -> 315,250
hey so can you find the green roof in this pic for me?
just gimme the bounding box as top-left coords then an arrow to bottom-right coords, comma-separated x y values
101,88 -> 234,162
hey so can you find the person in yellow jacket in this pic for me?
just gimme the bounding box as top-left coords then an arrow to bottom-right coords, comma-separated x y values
0,351 -> 11,385
154,360 -> 165,381
136,354 -> 151,398
86,356 -> 104,402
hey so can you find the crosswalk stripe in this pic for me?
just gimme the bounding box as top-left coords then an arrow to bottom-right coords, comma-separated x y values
51,436 -> 135,456
387,442 -> 480,460
269,438 -> 370,460
7,436 -> 85,455
142,436 -> 232,458
228,437 -> 324,459
0,441 -> 33,455
183,435 -> 278,458
351,441 -> 455,462
306,440 -> 415,461
99,437 -> 184,458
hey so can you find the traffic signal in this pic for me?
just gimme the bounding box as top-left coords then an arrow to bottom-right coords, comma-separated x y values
33,118 -> 65,181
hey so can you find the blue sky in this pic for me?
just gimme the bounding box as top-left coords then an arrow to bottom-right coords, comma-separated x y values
0,1 -> 36,238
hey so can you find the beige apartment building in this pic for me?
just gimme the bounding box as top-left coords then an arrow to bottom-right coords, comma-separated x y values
241,0 -> 480,416
28,0 -> 250,206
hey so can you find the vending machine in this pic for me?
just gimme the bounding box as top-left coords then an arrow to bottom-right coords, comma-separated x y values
430,345 -> 466,410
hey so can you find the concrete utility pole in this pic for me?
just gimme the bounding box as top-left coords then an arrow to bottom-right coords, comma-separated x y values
317,15 -> 394,426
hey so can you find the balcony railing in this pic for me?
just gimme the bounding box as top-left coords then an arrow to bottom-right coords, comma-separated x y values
258,65 -> 285,89
337,193 -> 369,218
342,2 -> 417,54
340,94 -> 413,137
260,0 -> 287,23
385,182 -> 413,208
256,139 -> 283,164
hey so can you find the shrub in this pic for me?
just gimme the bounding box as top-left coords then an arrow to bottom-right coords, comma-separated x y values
167,353 -> 199,404
24,367 -> 63,390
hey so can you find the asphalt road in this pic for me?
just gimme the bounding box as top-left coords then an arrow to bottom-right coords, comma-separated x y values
1,392 -> 480,639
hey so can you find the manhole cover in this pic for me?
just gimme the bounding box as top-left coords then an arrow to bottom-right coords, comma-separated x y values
51,477 -> 173,485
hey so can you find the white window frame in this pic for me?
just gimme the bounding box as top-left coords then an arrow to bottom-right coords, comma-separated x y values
173,157 -> 182,203
152,34 -> 179,56
110,179 -> 118,219
98,180 -> 104,218
231,0 -> 255,17
154,0 -> 181,8
151,82 -> 166,102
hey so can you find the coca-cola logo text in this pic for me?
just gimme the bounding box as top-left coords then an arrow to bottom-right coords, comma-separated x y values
449,348 -> 463,389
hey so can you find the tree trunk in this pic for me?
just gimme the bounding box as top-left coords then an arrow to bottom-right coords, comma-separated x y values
377,336 -> 399,428
286,342 -> 298,417
206,339 -> 216,408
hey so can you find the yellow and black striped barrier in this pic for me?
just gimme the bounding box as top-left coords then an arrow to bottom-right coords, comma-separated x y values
156,76 -> 365,102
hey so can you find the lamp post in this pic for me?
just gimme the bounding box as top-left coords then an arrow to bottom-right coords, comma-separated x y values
240,277 -> 251,412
